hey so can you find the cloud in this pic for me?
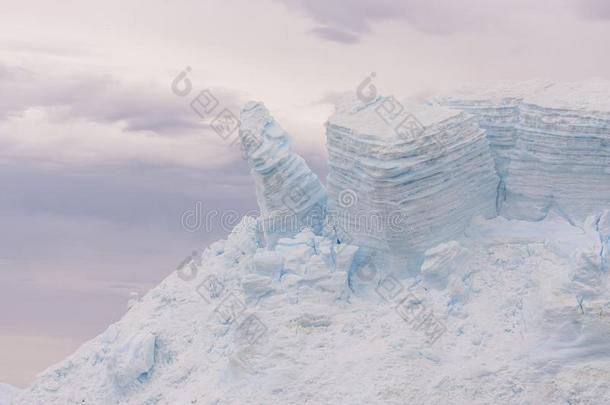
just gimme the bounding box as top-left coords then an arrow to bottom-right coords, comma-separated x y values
0,63 -> 243,135
0,63 -> 250,168
276,0 -> 576,42
308,27 -> 360,44
310,91 -> 347,106
278,0 -> 405,33
574,0 -> 610,20
0,39 -> 94,58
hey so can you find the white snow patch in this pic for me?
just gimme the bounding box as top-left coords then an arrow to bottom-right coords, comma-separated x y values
0,383 -> 21,405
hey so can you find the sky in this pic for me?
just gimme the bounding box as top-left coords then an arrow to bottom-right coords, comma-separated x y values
1,0 -> 609,388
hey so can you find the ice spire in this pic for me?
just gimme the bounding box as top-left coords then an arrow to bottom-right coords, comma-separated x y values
239,101 -> 327,247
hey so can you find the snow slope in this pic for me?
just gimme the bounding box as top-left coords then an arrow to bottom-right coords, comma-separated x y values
0,384 -> 20,405
11,212 -> 610,404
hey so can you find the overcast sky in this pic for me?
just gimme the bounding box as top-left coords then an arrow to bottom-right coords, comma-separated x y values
1,0 -> 609,388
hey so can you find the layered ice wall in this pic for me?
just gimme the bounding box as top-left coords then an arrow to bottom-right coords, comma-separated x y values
503,80 -> 610,222
326,95 -> 498,269
434,80 -> 554,183
239,102 -> 327,246
436,79 -> 610,223
240,81 -> 610,267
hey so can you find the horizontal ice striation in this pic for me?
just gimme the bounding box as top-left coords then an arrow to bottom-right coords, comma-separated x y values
239,102 -> 327,246
502,79 -> 610,222
326,94 -> 498,271
434,80 -> 554,183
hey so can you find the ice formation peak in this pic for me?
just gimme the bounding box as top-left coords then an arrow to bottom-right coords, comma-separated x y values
239,101 -> 327,246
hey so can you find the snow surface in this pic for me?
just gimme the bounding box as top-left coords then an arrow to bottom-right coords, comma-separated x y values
525,79 -> 610,113
9,81 -> 610,404
0,384 -> 20,405
330,93 -> 461,137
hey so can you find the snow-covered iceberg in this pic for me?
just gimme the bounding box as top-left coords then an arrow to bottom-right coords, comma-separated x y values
326,94 -> 498,272
10,81 -> 610,405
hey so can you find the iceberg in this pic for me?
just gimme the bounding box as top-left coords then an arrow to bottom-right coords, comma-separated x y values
11,81 -> 610,405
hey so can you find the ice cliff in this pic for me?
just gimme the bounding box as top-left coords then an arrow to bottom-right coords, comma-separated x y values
242,84 -> 610,270
504,80 -> 610,222
437,79 -> 610,223
434,79 -> 554,181
326,94 -> 498,271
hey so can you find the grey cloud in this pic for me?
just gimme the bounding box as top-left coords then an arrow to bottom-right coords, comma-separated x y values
309,27 -> 360,44
278,0 -> 404,33
276,0 -> 563,40
310,91 -> 347,106
0,63 -> 244,135
574,0 -> 610,20
0,39 -> 94,58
